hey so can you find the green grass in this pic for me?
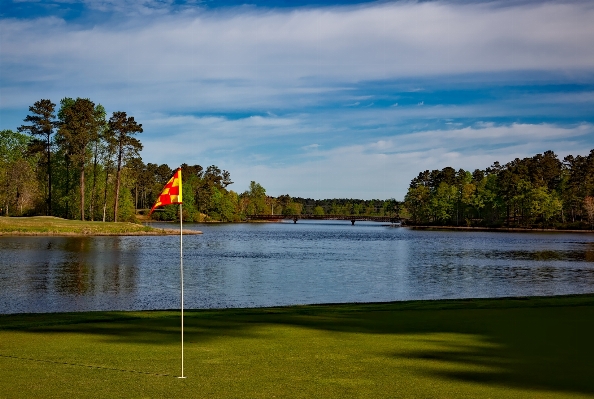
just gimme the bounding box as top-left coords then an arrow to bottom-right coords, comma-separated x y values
1,295 -> 594,398
0,216 -> 199,235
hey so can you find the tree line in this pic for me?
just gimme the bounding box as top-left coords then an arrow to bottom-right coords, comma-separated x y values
1,98 -> 143,222
403,150 -> 594,229
0,103 -> 401,224
2,98 -> 593,229
0,98 -> 305,222
284,197 -> 401,218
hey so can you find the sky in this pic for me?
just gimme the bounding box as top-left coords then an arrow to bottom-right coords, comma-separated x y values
1,0 -> 593,200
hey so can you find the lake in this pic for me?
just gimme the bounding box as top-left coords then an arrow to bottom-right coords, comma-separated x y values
1,221 -> 594,314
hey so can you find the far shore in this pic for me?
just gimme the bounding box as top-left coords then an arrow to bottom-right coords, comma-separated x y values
408,225 -> 594,233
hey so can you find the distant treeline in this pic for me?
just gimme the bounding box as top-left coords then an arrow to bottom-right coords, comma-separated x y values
288,197 -> 400,217
403,150 -> 594,229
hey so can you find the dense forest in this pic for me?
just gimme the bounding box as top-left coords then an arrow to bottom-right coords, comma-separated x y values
1,98 -> 593,229
403,150 -> 594,229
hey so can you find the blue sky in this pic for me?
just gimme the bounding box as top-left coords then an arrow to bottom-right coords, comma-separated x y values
1,0 -> 593,199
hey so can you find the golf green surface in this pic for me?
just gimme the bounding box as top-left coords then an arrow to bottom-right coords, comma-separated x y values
1,295 -> 593,398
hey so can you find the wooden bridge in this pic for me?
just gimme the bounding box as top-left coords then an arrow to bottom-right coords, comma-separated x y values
246,214 -> 404,225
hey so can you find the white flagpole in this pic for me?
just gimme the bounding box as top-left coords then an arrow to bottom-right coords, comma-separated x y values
179,203 -> 186,379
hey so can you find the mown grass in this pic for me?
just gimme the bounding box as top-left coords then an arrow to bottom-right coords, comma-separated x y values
1,295 -> 593,398
0,216 -> 199,235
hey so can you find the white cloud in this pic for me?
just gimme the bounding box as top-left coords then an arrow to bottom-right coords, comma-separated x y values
141,117 -> 592,198
388,122 -> 593,153
2,1 -> 594,112
301,143 -> 320,151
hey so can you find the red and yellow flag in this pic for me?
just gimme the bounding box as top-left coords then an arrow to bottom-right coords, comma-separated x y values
149,168 -> 183,215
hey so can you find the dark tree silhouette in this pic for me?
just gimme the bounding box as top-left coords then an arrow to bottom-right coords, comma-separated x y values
107,111 -> 143,222
18,99 -> 56,215
57,98 -> 102,220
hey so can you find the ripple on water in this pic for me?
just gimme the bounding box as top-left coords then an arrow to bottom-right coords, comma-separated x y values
1,222 -> 593,313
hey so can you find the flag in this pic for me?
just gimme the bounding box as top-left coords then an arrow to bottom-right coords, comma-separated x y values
149,168 -> 183,215
148,167 -> 186,377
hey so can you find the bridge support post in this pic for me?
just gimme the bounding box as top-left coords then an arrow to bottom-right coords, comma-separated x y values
351,220 -> 355,225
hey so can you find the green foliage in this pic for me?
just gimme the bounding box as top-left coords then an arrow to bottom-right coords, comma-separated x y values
403,149 -> 594,228
57,97 -> 104,220
312,205 -> 325,216
282,201 -> 302,216
0,129 -> 30,163
18,99 -> 57,215
243,181 -> 267,215
0,130 -> 39,216
404,185 -> 430,223
108,111 -> 143,222
210,186 -> 236,222
117,186 -> 136,223
288,197 -> 393,217
584,196 -> 594,229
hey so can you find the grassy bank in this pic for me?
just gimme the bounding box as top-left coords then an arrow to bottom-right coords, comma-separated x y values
1,295 -> 593,398
0,216 -> 201,236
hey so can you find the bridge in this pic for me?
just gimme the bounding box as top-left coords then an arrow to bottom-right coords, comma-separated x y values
246,214 -> 404,225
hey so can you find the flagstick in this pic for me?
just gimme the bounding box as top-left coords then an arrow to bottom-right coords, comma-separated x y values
179,203 -> 186,379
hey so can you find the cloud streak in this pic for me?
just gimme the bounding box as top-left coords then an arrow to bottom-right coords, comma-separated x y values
230,122 -> 592,199
2,1 -> 594,110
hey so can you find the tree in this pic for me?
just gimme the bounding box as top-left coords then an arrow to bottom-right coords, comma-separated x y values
108,112 -> 143,222
210,186 -> 236,221
125,157 -> 145,211
100,126 -> 118,222
313,205 -> 325,216
57,98 -> 101,220
283,202 -> 302,216
245,181 -> 267,215
530,186 -> 562,227
89,104 -> 107,220
384,198 -> 401,218
431,182 -> 457,223
404,185 -> 430,224
0,130 -> 39,215
222,170 -> 233,187
584,197 -> 594,229
18,99 -> 56,215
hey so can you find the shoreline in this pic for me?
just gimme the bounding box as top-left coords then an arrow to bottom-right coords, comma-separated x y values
2,292 -> 593,316
0,216 -> 202,236
0,229 -> 202,237
408,225 -> 594,233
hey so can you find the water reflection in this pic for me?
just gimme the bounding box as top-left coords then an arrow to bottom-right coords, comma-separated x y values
1,225 -> 594,314
1,237 -> 141,312
56,260 -> 91,295
586,244 -> 594,262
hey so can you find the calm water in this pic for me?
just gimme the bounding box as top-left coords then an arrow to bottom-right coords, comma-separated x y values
1,221 -> 594,314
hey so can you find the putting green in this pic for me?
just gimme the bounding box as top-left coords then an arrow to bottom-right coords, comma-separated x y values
1,295 -> 593,398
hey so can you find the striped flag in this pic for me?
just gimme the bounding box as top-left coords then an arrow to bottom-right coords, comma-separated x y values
149,168 -> 183,215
